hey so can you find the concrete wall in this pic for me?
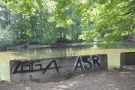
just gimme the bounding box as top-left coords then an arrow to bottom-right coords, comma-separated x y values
120,52 -> 135,66
10,54 -> 107,82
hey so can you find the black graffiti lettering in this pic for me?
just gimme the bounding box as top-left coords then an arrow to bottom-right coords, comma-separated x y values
35,64 -> 42,70
42,60 -> 59,74
74,55 -> 102,72
74,56 -> 84,72
13,61 -> 21,74
13,61 -> 41,73
24,65 -> 31,70
92,55 -> 102,69
82,56 -> 93,70
22,61 -> 32,71
13,60 -> 59,74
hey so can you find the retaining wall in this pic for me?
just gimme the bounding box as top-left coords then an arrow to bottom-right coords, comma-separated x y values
120,52 -> 135,70
10,54 -> 107,82
120,52 -> 135,65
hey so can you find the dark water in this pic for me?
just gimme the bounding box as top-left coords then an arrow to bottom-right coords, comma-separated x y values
0,45 -> 132,81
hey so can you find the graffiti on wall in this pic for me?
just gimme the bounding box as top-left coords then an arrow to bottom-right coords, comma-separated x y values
12,60 -> 59,74
74,55 -> 102,72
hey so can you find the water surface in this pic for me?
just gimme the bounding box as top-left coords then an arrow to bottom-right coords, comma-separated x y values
0,45 -> 133,81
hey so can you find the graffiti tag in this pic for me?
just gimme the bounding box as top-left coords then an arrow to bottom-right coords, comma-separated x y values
12,60 -> 59,74
74,55 -> 102,72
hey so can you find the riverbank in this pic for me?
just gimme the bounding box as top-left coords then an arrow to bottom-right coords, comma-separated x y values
0,68 -> 135,90
6,43 -> 92,50
4,42 -> 135,51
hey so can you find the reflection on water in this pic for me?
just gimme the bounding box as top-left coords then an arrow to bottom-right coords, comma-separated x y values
0,45 -> 133,81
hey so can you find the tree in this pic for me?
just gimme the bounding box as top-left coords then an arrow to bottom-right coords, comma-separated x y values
1,0 -> 135,47
51,0 -> 135,47
84,0 -> 135,47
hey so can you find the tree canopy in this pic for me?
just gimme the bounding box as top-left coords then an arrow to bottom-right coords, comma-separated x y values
0,0 -> 135,48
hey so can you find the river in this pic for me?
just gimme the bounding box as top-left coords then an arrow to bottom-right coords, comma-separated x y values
0,45 -> 133,81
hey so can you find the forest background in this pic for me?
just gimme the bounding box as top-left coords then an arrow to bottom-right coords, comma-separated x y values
0,0 -> 135,49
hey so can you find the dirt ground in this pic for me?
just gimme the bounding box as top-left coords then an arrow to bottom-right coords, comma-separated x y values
0,69 -> 135,90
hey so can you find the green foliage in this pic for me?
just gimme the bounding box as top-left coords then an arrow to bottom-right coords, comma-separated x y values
1,0 -> 135,48
0,26 -> 16,49
88,0 -> 135,47
1,0 -> 45,16
0,4 -> 84,49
